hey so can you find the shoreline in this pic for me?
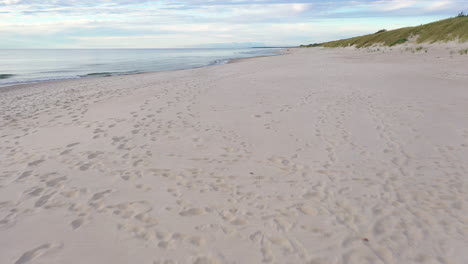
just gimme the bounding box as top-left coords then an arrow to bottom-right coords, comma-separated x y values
3,41 -> 467,92
0,49 -> 285,92
227,48 -> 290,64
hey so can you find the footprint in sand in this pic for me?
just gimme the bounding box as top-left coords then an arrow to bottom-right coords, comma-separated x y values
193,256 -> 222,264
66,142 -> 80,148
90,190 -> 112,201
35,193 -> 56,208
79,163 -> 91,171
297,205 -> 317,216
15,243 -> 62,264
46,176 -> 67,187
187,236 -> 206,247
17,171 -> 33,181
179,208 -> 205,216
28,187 -> 44,196
230,218 -> 247,225
71,218 -> 86,230
28,159 -> 44,167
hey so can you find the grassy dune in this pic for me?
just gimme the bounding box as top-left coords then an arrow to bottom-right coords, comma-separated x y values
302,16 -> 468,48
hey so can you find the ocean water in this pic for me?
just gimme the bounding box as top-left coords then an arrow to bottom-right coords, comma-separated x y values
0,48 -> 280,87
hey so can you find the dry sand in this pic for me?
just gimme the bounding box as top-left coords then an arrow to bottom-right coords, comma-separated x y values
0,47 -> 467,264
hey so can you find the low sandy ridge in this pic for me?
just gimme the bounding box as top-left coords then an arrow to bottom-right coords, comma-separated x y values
0,47 -> 467,264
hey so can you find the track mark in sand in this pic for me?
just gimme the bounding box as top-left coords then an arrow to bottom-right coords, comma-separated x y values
15,243 -> 63,264
66,142 -> 80,148
87,152 -> 102,159
188,236 -> 206,247
35,192 -> 56,208
28,187 -> 44,196
261,239 -> 274,263
308,258 -> 328,264
193,256 -> 222,264
27,159 -> 44,167
46,176 -> 67,187
133,159 -> 143,167
179,208 -> 206,216
71,218 -> 86,230
297,204 -> 317,216
134,212 -> 159,226
79,163 -> 91,171
153,260 -> 177,264
230,218 -> 247,225
15,244 -> 50,264
16,171 -> 33,181
59,149 -> 72,156
157,240 -> 175,249
90,190 -> 112,201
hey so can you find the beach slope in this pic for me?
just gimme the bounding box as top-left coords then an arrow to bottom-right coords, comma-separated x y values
1,48 -> 467,264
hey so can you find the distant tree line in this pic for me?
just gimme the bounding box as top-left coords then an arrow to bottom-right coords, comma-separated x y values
458,11 -> 467,17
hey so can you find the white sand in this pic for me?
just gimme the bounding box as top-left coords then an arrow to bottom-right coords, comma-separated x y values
1,47 -> 467,264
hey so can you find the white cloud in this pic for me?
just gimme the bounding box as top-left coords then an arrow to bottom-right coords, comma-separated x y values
375,0 -> 418,11
0,0 -> 466,48
0,20 -> 94,34
426,0 -> 453,10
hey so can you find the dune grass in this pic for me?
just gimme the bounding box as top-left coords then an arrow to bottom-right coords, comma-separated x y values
302,16 -> 468,48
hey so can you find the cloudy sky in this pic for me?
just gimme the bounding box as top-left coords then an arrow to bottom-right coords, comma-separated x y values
0,0 -> 467,48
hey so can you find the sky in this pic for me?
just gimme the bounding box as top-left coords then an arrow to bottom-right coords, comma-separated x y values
0,0 -> 467,48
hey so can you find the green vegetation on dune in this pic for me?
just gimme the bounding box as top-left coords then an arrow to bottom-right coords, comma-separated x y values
302,16 -> 468,48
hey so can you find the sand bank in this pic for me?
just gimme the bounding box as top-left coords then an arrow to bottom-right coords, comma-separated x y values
1,47 -> 467,264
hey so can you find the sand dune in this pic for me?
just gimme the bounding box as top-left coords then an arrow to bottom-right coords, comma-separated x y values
1,47 -> 467,264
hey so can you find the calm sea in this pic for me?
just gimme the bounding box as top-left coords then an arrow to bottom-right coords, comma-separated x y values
0,48 -> 281,87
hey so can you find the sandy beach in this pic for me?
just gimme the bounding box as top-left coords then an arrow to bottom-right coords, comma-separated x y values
1,47 -> 467,264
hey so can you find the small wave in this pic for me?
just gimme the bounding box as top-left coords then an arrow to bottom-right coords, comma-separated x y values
39,70 -> 74,74
80,72 -> 113,77
0,74 -> 15,79
0,76 -> 81,88
237,51 -> 261,55
79,71 -> 142,78
209,59 -> 231,66
85,63 -> 106,67
120,70 -> 143,75
236,48 -> 282,56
